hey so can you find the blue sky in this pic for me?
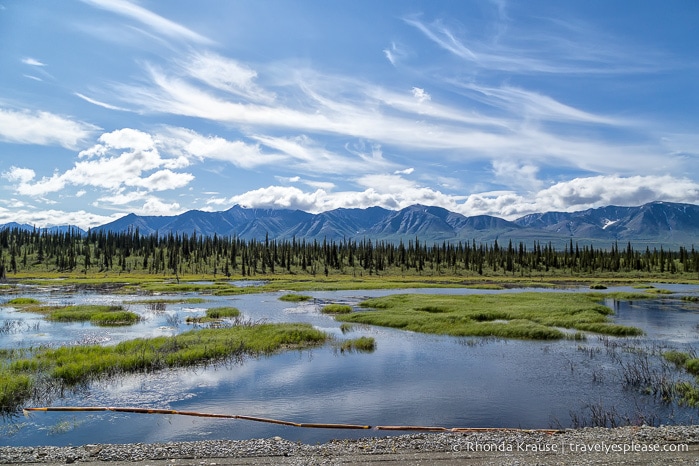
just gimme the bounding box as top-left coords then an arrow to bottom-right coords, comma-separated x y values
1,0 -> 698,229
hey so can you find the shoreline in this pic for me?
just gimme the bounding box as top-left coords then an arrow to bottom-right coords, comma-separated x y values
2,425 -> 699,465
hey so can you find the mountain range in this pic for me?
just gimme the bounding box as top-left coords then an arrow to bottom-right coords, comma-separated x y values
3,202 -> 698,248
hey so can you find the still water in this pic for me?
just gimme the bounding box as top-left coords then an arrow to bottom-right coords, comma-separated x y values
2,284 -> 699,446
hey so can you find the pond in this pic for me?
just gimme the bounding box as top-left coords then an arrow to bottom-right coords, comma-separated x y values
1,284 -> 699,446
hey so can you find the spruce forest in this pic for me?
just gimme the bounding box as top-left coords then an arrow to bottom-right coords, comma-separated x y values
1,226 -> 698,280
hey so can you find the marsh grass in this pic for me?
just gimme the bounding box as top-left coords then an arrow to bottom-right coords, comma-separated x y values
90,311 -> 140,326
0,322 -> 327,410
279,293 -> 312,302
5,298 -> 41,305
205,307 -> 241,319
645,288 -> 674,295
20,304 -> 140,326
335,292 -> 643,340
661,349 -> 699,407
186,307 -> 241,324
339,336 -> 376,353
126,298 -> 207,305
0,370 -> 31,409
321,304 -> 352,314
662,350 -> 699,376
340,323 -> 354,334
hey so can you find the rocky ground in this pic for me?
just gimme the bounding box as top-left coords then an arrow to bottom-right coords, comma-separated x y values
2,425 -> 699,465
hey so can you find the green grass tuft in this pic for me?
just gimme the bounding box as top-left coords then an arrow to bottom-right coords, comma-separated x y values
29,305 -> 141,327
663,350 -> 690,367
279,293 -> 312,302
339,336 -> 376,353
205,307 -> 241,319
321,304 -> 352,314
91,311 -> 140,326
6,298 -> 41,305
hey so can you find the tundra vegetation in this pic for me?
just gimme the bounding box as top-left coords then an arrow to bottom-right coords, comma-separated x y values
14,303 -> 140,326
336,293 -> 646,340
0,323 -> 327,412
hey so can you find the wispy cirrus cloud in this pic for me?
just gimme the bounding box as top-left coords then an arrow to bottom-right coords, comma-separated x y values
81,0 -> 214,45
183,52 -> 276,104
160,127 -> 286,169
21,57 -> 46,67
456,83 -> 626,126
403,13 -> 666,75
383,41 -> 410,66
75,92 -> 131,112
92,47 -> 681,182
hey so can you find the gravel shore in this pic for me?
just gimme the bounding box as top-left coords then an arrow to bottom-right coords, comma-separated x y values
2,425 -> 699,465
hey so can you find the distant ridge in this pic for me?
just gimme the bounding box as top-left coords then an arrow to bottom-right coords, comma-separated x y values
2,201 -> 698,248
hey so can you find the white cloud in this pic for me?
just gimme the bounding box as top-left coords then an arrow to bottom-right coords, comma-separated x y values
394,168 -> 415,175
82,0 -> 214,45
253,134 -> 394,174
454,175 -> 699,219
491,160 -> 542,192
383,41 -> 409,66
75,92 -> 130,111
138,197 -> 183,215
0,208 -> 121,230
219,174 -> 699,220
403,14 -> 663,75
160,127 -> 285,169
229,186 -> 329,212
225,173 -> 465,213
535,175 -> 699,212
0,108 -> 97,149
184,52 -> 276,104
107,55 -> 673,179
7,128 -> 194,197
459,83 -> 625,125
3,167 -> 36,184
412,87 -> 431,103
22,57 -> 46,67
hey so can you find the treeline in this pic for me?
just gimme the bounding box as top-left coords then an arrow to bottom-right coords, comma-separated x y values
1,226 -> 698,278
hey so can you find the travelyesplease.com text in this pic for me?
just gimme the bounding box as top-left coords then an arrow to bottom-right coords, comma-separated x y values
452,440 -> 689,454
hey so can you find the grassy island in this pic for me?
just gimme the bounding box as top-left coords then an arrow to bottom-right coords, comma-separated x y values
15,303 -> 140,326
0,322 -> 327,411
335,292 -> 644,340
